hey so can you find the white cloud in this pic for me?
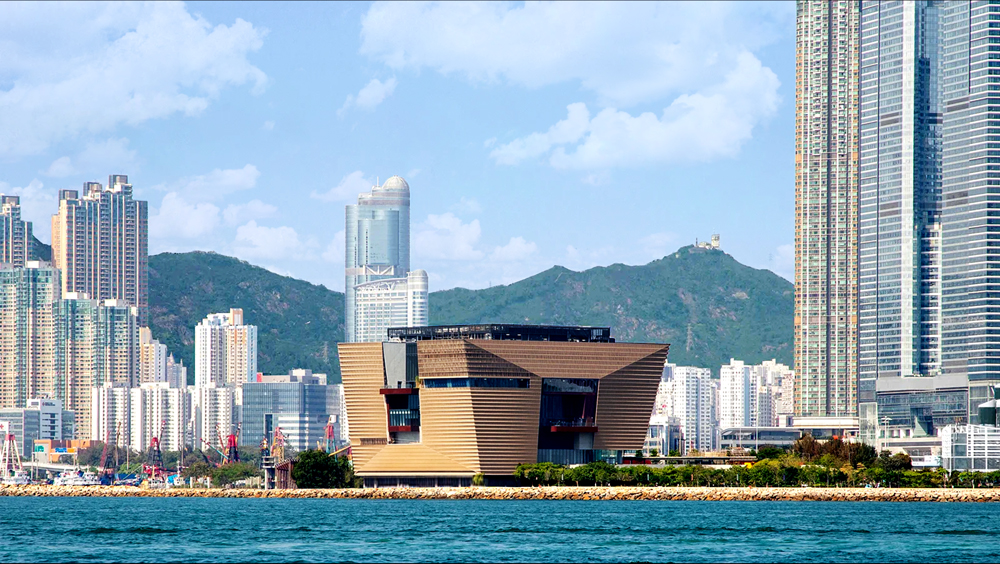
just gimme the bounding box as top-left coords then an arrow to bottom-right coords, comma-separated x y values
413,212 -> 484,261
493,53 -> 780,169
233,220 -> 311,261
489,236 -> 537,262
157,164 -> 260,202
322,230 -> 346,263
638,232 -> 677,260
262,120 -> 275,131
338,77 -> 397,116
490,102 -> 590,165
450,197 -> 482,216
563,243 -> 617,272
361,2 -> 786,169
149,192 -> 220,240
0,179 -> 58,240
0,2 -> 268,156
310,170 -> 372,202
223,199 -> 277,226
44,137 -> 139,178
770,243 -> 794,281
43,157 -> 75,178
483,137 -> 496,148
360,2 -> 790,106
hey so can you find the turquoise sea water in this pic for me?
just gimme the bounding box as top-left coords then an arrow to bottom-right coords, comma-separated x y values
1,497 -> 999,562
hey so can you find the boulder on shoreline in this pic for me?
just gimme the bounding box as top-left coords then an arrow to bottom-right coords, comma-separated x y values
1,484 -> 998,502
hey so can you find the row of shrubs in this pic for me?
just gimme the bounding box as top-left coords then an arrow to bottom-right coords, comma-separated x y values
513,460 -> 1000,488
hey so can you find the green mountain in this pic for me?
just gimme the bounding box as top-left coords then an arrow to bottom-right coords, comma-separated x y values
429,246 -> 793,371
148,252 -> 345,381
34,240 -> 792,381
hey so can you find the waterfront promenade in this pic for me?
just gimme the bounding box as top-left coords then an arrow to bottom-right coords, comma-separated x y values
2,485 -> 999,501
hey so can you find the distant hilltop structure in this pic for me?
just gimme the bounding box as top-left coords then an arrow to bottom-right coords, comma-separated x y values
695,234 -> 720,250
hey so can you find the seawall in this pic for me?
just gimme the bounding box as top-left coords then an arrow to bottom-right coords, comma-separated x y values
2,485 -> 999,501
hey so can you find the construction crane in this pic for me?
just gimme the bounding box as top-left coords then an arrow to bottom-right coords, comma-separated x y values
98,421 -> 123,479
323,419 -> 336,453
199,437 -> 229,465
271,427 -> 286,463
0,421 -> 23,479
143,420 -> 166,480
259,436 -> 270,463
224,423 -> 241,464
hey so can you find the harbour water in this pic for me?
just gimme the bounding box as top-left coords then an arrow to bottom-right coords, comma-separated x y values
2,497 -> 999,562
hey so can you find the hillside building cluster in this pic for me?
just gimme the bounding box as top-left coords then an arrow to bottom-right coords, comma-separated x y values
0,178 -> 345,463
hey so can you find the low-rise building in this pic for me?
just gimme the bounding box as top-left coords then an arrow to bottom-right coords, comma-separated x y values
240,369 -> 343,453
0,398 -> 74,455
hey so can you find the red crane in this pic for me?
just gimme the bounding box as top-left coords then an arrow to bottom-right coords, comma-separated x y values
224,422 -> 241,464
143,420 -> 166,480
98,421 -> 122,478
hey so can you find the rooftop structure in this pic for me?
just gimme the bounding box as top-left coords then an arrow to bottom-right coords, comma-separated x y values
388,324 -> 613,343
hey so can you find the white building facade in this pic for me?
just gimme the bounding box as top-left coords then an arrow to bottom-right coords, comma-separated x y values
720,359 -> 751,429
659,364 -> 715,453
191,386 -> 238,453
195,308 -> 257,388
352,269 -> 428,343
130,383 -> 190,453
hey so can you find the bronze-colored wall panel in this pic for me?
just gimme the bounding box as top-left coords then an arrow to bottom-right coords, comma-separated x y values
473,341 -> 668,380
469,387 -> 541,475
593,347 -> 669,450
359,443 -> 472,474
337,342 -> 388,471
418,387 -> 480,471
341,338 -> 669,478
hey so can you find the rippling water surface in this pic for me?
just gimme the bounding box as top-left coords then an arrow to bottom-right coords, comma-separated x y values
2,497 -> 999,562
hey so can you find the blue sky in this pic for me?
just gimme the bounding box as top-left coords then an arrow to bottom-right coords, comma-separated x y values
0,1 -> 796,292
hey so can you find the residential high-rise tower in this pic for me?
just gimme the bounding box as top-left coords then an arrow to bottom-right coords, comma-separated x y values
0,196 -> 32,268
194,308 -> 257,388
794,0 -> 860,419
51,175 -> 148,324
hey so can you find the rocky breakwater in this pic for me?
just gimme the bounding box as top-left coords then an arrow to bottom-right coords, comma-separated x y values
2,485 -> 1000,501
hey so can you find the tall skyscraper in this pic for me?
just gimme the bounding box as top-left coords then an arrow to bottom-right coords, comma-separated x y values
58,295 -> 140,438
0,263 -> 59,409
345,175 -> 415,343
857,0 -> 944,442
51,175 -> 149,324
0,196 -> 32,268
938,1 -> 1000,420
794,0 -> 859,419
194,308 -> 257,388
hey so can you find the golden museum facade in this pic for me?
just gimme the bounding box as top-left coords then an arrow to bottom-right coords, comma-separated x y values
338,325 -> 669,487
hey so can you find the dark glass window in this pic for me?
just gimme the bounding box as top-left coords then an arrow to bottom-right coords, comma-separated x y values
422,378 -> 529,389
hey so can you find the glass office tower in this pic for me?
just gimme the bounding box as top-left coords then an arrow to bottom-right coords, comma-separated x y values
345,176 -> 410,343
794,0 -> 859,419
857,1 -> 943,442
939,1 -> 1000,421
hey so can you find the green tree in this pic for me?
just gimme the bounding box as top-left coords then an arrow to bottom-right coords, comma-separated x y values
755,445 -> 785,460
291,450 -> 356,488
212,462 -> 261,486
